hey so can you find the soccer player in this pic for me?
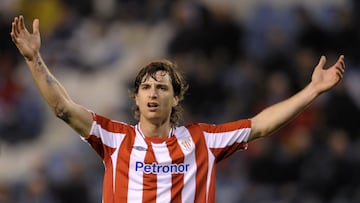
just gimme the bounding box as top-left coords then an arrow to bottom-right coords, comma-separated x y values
10,15 -> 345,203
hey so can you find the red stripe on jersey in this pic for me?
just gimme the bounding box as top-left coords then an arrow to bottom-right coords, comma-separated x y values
142,144 -> 158,203
86,135 -> 104,159
103,145 -> 116,203
210,142 -> 248,163
166,137 -> 185,203
187,124 -> 208,203
208,164 -> 217,203
115,129 -> 135,202
92,112 -> 130,134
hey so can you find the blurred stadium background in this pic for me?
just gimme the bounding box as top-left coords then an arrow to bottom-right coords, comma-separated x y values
0,0 -> 359,202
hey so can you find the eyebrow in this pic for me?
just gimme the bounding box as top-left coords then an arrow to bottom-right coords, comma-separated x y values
142,75 -> 170,83
140,82 -> 170,87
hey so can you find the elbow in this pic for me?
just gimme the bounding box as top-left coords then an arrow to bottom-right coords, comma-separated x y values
249,128 -> 273,142
249,117 -> 272,141
53,102 -> 71,124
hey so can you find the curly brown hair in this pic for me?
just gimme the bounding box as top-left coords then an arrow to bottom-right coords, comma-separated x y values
129,59 -> 189,127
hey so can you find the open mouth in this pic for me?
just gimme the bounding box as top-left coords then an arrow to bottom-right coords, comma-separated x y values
147,102 -> 159,109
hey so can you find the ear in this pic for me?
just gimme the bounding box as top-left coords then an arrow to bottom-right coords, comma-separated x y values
172,96 -> 179,107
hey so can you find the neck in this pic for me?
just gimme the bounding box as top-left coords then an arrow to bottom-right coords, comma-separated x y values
139,120 -> 172,138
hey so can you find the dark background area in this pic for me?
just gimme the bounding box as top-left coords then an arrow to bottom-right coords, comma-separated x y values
0,0 -> 359,202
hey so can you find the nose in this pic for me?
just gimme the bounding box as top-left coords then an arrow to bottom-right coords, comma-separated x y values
149,87 -> 158,99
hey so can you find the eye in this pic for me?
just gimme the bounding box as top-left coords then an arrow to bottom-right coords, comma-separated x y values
140,84 -> 150,90
158,85 -> 168,91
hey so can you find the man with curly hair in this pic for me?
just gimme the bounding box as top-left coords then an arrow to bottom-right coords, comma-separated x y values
10,15 -> 345,203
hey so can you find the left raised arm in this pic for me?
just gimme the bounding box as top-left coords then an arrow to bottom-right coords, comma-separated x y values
248,55 -> 345,141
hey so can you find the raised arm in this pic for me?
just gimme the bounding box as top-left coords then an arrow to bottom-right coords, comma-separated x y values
249,55 -> 345,141
10,15 -> 92,137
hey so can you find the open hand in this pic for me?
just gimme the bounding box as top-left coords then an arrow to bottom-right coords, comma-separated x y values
10,15 -> 41,61
311,55 -> 345,94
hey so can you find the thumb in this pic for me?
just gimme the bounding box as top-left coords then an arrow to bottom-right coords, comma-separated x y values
315,55 -> 326,70
33,19 -> 40,35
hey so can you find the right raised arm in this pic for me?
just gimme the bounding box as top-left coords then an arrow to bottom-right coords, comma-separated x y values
10,15 -> 92,137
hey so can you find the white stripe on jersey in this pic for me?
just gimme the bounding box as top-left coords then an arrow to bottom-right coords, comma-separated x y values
204,128 -> 251,149
88,121 -> 126,148
110,140 -> 122,193
174,126 -> 197,203
206,151 -> 215,203
152,142 -> 172,203
127,130 -> 148,203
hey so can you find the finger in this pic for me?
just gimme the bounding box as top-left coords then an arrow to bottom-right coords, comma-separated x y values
338,55 -> 345,69
11,22 -> 18,38
338,62 -> 345,73
339,60 -> 345,70
14,16 -> 21,35
315,55 -> 326,70
11,22 -> 19,39
338,55 -> 345,62
334,55 -> 345,73
337,64 -> 345,75
336,69 -> 344,80
10,32 -> 17,43
32,19 -> 40,35
19,15 -> 26,31
20,15 -> 31,35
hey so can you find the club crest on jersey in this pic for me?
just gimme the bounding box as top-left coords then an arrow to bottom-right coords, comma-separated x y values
179,137 -> 193,151
133,146 -> 147,151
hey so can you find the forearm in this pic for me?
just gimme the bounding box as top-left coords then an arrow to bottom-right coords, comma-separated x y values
249,83 -> 320,140
25,53 -> 72,119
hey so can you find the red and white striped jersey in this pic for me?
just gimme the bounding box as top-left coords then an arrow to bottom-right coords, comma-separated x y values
83,112 -> 251,203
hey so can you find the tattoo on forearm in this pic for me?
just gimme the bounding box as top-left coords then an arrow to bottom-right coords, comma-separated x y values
34,55 -> 56,85
35,56 -> 45,72
55,104 -> 70,123
46,74 -> 56,84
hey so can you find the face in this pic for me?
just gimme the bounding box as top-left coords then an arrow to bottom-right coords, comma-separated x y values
135,71 -> 179,125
